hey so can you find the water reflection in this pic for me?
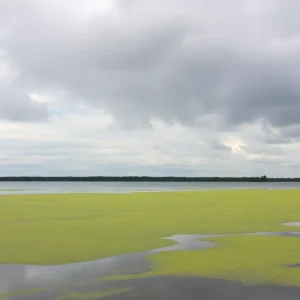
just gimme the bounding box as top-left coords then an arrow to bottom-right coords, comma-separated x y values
1,231 -> 300,294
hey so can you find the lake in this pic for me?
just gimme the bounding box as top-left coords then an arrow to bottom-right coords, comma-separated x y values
1,181 -> 300,194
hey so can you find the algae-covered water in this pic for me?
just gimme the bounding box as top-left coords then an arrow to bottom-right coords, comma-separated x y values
1,189 -> 300,299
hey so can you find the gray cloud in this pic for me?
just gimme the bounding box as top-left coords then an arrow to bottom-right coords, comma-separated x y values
0,85 -> 47,122
0,82 -> 48,121
1,0 -> 300,130
0,44 -> 48,121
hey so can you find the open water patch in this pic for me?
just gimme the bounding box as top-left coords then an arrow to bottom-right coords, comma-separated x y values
3,276 -> 300,300
286,264 -> 300,268
282,222 -> 300,227
1,230 -> 300,295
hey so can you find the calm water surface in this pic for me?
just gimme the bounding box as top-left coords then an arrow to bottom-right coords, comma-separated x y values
1,231 -> 300,295
1,181 -> 300,194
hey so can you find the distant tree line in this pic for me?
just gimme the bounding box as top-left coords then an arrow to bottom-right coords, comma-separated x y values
0,175 -> 300,182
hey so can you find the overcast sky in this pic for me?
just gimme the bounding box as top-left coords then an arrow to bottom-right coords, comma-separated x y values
1,0 -> 300,177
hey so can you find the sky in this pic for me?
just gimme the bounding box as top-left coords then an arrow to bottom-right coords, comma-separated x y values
1,0 -> 300,177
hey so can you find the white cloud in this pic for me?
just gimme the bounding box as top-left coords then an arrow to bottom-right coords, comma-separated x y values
0,106 -> 299,176
1,0 -> 300,176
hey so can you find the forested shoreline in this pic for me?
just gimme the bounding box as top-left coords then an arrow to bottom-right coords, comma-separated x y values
0,176 -> 299,182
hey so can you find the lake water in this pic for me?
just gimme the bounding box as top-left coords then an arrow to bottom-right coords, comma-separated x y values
0,181 -> 300,194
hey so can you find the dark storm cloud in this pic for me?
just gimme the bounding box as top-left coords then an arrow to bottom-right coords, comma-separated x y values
1,0 -> 300,130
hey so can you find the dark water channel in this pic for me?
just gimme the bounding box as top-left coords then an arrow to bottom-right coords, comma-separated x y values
1,231 -> 300,299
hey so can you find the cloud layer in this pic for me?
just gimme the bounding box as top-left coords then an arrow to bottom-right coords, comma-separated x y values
1,0 -> 300,176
